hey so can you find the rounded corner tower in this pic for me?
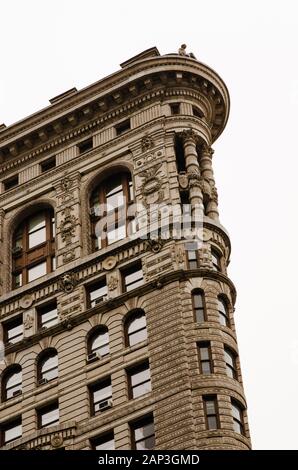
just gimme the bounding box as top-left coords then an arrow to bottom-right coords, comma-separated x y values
0,46 -> 250,450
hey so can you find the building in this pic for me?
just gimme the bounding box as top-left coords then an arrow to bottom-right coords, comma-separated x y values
0,46 -> 251,450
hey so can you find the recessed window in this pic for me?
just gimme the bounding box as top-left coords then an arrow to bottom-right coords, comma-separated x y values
198,342 -> 213,375
170,103 -> 180,115
122,263 -> 144,292
211,249 -> 221,272
224,347 -> 238,379
203,396 -> 219,430
128,361 -> 151,399
4,316 -> 23,345
37,301 -> 58,329
90,378 -> 112,415
12,209 -> 55,289
91,432 -> 115,450
125,310 -> 148,347
2,366 -> 22,401
192,106 -> 204,118
1,418 -> 22,445
131,415 -> 155,450
218,297 -> 229,327
38,401 -> 59,428
3,175 -> 19,191
187,244 -> 199,269
231,400 -> 245,435
115,119 -> 131,136
88,327 -> 110,358
40,156 -> 56,173
192,290 -> 206,322
77,138 -> 93,154
87,278 -> 108,308
38,350 -> 58,384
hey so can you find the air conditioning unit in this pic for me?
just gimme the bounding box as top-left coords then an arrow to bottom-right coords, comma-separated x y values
94,295 -> 108,305
95,398 -> 113,412
12,390 -> 22,397
87,352 -> 100,363
12,246 -> 22,255
38,378 -> 48,386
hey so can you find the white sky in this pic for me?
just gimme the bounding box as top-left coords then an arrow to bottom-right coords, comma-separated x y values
1,0 -> 298,450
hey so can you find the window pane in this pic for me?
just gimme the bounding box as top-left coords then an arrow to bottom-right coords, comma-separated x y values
14,273 -> 23,288
218,299 -> 227,313
94,384 -> 112,404
131,368 -> 150,387
129,329 -> 147,346
132,381 -> 152,398
128,315 -> 146,335
41,355 -> 58,380
219,313 -> 228,326
136,435 -> 155,450
41,307 -> 58,328
199,347 -> 210,361
201,362 -> 211,375
6,371 -> 22,399
8,323 -> 23,343
233,420 -> 242,434
107,222 -> 126,245
232,403 -> 241,421
205,400 -> 216,415
135,421 -> 154,442
90,283 -> 107,307
207,416 -> 218,430
125,269 -> 143,291
91,331 -> 110,355
29,227 -> 46,248
28,261 -> 47,282
41,407 -> 59,427
193,294 -> 203,308
95,437 -> 115,451
195,309 -> 205,323
29,213 -> 46,233
4,423 -> 22,443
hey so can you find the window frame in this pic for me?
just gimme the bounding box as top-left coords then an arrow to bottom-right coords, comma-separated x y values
125,310 -> 148,348
192,290 -> 206,323
3,315 -> 23,345
89,377 -> 112,415
115,119 -> 131,136
91,431 -> 115,450
127,361 -> 151,400
198,342 -> 213,375
131,415 -> 155,450
2,365 -> 22,401
37,300 -> 58,330
203,395 -> 220,430
224,346 -> 238,380
37,401 -> 60,429
37,349 -> 58,384
40,156 -> 56,173
86,277 -> 108,308
3,174 -> 19,191
211,248 -> 222,272
0,417 -> 22,446
122,262 -> 144,293
218,296 -> 230,327
186,248 -> 199,269
77,138 -> 93,154
170,103 -> 181,115
87,326 -> 110,358
231,399 -> 245,436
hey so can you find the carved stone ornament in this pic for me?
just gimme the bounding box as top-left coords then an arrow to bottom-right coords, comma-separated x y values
178,172 -> 189,190
19,294 -> 34,309
188,172 -> 203,189
146,238 -> 164,253
51,434 -> 64,448
59,272 -> 77,293
141,135 -> 154,152
202,228 -> 212,241
63,250 -> 76,264
139,163 -> 164,206
102,256 -> 117,271
182,128 -> 198,143
175,246 -> 185,264
60,215 -> 77,244
211,186 -> 218,204
60,177 -> 72,191
24,313 -> 34,330
108,275 -> 118,291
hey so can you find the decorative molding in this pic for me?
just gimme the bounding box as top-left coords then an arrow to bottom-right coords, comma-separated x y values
107,275 -> 118,291
59,273 -> 77,293
141,134 -> 154,152
19,294 -> 34,309
60,214 -> 77,244
102,256 -> 117,271
24,313 -> 34,329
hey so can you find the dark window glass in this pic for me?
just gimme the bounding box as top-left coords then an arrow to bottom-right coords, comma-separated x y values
186,243 -> 199,269
92,432 -> 115,450
91,379 -> 112,414
211,249 -> 221,272
78,138 -> 93,154
2,418 -> 22,445
40,156 -> 56,173
131,416 -> 155,450
123,264 -> 143,292
126,311 -> 147,347
198,342 -> 212,375
4,317 -> 23,345
192,106 -> 204,118
224,347 -> 238,379
38,301 -> 58,329
38,402 -> 59,428
89,328 -> 110,357
231,400 -> 245,435
192,291 -> 206,322
3,366 -> 22,400
88,278 -> 108,307
218,297 -> 229,327
39,351 -> 58,382
115,119 -> 131,135
203,396 -> 219,430
170,103 -> 180,115
4,175 -> 19,191
128,362 -> 151,399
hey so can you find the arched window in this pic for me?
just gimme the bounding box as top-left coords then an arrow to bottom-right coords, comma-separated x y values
12,209 -> 55,288
231,399 -> 245,435
2,365 -> 22,401
192,290 -> 206,322
90,172 -> 135,250
224,346 -> 238,379
88,327 -> 110,359
37,349 -> 58,384
218,296 -> 230,327
125,310 -> 147,347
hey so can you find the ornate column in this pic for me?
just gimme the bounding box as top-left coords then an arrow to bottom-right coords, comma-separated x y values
182,129 -> 204,217
200,145 -> 219,220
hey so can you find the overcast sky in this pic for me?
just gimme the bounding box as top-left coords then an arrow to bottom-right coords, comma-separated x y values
1,0 -> 298,450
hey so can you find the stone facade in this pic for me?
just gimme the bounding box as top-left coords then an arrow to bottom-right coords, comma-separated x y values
0,47 -> 251,450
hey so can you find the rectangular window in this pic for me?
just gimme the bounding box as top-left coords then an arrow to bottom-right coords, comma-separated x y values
90,378 -> 112,414
224,347 -> 238,379
211,249 -> 221,272
122,263 -> 143,292
192,291 -> 206,322
115,119 -> 131,136
192,106 -> 204,118
4,316 -> 23,344
77,138 -> 93,154
3,175 -> 19,191
170,103 -> 180,115
2,418 -> 22,445
128,362 -> 151,399
187,249 -> 198,269
131,415 -> 155,450
91,432 -> 115,450
231,400 -> 245,435
40,156 -> 56,173
88,278 -> 108,308
28,212 -> 46,248
28,261 -> 47,282
38,402 -> 59,428
198,342 -> 213,375
38,301 -> 58,329
13,272 -> 23,289
203,396 -> 219,430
